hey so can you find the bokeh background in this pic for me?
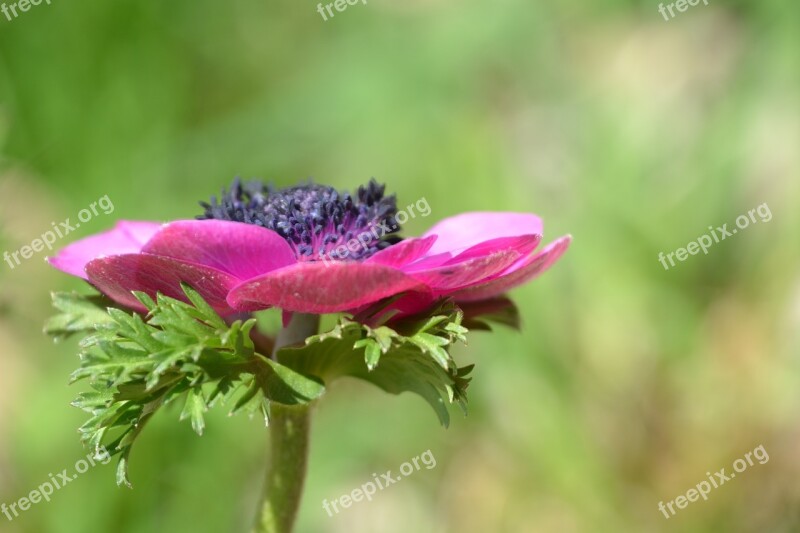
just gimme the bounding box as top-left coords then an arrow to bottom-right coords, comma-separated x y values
1,1 -> 799,532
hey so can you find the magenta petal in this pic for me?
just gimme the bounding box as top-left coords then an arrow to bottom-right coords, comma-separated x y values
48,221 -> 162,280
365,236 -> 437,268
228,262 -> 425,314
86,254 -> 240,314
423,212 -> 543,256
444,234 -> 542,264
401,252 -> 453,272
451,235 -> 571,302
141,220 -> 297,280
404,250 -> 522,293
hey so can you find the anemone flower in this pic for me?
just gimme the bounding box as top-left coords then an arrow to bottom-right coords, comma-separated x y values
47,178 -> 570,533
48,179 -> 570,317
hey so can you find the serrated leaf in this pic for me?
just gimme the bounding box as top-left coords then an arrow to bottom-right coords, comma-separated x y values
44,292 -> 117,340
230,379 -> 262,415
355,338 -> 382,370
409,332 -> 452,369
260,357 -> 326,404
208,376 -> 237,407
369,326 -> 396,353
133,291 -> 157,311
180,283 -> 227,330
48,285 -> 321,487
277,306 -> 473,427
116,453 -> 131,488
181,389 -> 207,435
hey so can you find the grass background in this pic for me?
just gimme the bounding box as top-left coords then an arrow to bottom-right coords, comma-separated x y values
1,0 -> 799,531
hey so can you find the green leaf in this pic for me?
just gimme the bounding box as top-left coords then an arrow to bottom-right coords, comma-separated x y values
47,285 -> 322,486
260,358 -> 326,405
44,292 -> 117,341
276,302 -> 472,427
180,389 -> 208,436
116,452 -> 132,488
355,338 -> 382,370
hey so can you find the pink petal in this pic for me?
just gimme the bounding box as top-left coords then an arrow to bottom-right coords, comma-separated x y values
423,212 -> 543,256
141,220 -> 297,280
404,250 -> 522,293
365,236 -> 437,268
401,252 -> 453,272
228,262 -> 425,314
86,254 -> 240,314
451,235 -> 571,302
47,221 -> 163,280
444,235 -> 541,264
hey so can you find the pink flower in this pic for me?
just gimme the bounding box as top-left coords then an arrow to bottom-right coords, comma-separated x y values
49,180 -> 570,316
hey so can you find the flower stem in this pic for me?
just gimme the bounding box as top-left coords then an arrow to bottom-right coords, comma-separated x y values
254,313 -> 320,533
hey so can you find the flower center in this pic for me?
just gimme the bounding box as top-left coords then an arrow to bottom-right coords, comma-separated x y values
198,178 -> 402,261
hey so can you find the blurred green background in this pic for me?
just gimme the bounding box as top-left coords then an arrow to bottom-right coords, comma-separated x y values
1,0 -> 799,532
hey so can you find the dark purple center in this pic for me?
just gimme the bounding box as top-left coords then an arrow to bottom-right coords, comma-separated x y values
198,178 -> 402,261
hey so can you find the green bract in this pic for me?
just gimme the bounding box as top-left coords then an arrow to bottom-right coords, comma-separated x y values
44,285 -> 499,488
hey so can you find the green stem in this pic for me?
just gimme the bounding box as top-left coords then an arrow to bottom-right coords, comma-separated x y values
253,313 -> 320,533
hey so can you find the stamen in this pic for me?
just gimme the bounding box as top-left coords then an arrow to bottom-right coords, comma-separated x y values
198,178 -> 402,262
